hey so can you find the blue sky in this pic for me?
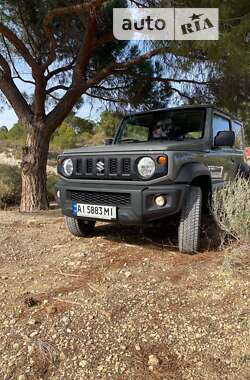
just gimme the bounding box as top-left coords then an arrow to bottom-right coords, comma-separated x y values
1,94 -> 102,129
0,66 -> 103,128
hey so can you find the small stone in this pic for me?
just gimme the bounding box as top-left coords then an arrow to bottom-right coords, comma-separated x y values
18,375 -> 26,380
46,306 -> 57,315
28,319 -> 36,326
148,354 -> 160,367
61,316 -> 70,324
66,328 -> 72,333
13,343 -> 19,349
30,331 -> 38,338
28,345 -> 34,354
135,344 -> 141,351
79,360 -> 87,368
59,351 -> 66,360
124,271 -> 132,279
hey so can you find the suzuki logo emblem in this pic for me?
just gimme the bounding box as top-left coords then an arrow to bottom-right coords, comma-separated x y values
96,160 -> 105,173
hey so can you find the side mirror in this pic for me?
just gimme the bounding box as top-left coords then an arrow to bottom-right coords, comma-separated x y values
105,138 -> 113,145
214,131 -> 235,147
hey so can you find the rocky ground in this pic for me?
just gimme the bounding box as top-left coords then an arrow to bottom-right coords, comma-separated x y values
0,210 -> 249,380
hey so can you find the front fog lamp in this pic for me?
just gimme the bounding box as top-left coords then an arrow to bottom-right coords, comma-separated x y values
62,158 -> 73,177
137,157 -> 155,178
155,195 -> 166,207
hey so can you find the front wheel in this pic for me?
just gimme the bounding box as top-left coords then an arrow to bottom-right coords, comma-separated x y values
65,216 -> 95,237
178,186 -> 202,254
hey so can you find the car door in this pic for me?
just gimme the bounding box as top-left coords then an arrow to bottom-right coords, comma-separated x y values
207,112 -> 235,186
231,120 -> 245,176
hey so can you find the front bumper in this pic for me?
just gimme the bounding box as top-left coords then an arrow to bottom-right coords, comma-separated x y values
55,180 -> 189,224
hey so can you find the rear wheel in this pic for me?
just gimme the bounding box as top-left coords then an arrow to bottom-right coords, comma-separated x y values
65,216 -> 95,237
178,186 -> 202,254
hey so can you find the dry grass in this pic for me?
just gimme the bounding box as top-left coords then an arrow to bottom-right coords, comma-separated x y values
212,178 -> 250,244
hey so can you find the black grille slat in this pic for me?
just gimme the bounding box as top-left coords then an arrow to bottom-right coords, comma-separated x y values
70,191 -> 131,206
122,158 -> 131,174
109,158 -> 118,174
86,159 -> 93,174
76,159 -> 82,174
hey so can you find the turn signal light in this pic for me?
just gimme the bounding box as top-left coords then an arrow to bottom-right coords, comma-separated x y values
157,155 -> 168,166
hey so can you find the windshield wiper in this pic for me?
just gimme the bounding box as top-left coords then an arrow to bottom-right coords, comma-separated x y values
119,138 -> 142,144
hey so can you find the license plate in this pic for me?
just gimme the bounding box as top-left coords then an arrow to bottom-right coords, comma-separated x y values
72,202 -> 117,220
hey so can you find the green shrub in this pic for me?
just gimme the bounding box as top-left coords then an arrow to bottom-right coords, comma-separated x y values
7,122 -> 26,143
0,126 -> 8,140
51,123 -> 75,150
0,164 -> 58,207
96,111 -> 121,138
212,178 -> 250,243
0,164 -> 21,207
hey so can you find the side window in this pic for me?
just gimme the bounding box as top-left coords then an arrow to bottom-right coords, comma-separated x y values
212,115 -> 230,143
232,121 -> 243,149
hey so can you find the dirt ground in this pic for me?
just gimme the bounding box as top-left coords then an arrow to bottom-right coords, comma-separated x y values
0,209 -> 249,380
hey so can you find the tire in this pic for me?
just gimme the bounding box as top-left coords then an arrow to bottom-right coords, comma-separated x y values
65,216 -> 95,237
178,186 -> 202,254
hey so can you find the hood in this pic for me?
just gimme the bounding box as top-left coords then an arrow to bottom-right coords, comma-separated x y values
63,140 -> 207,155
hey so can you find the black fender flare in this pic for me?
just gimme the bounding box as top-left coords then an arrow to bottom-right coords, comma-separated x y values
237,162 -> 250,179
175,162 -> 212,184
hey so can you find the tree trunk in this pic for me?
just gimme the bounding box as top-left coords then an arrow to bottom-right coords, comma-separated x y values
20,124 -> 50,212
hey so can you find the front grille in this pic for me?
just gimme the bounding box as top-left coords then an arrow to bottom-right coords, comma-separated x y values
59,154 -> 168,181
70,156 -> 134,180
70,191 -> 131,206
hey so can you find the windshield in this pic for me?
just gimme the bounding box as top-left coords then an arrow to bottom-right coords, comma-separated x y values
117,109 -> 206,144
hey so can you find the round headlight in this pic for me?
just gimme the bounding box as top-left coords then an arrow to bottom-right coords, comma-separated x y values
137,157 -> 155,178
62,158 -> 73,177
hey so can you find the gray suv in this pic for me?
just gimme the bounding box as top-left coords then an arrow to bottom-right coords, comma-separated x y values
56,105 -> 249,253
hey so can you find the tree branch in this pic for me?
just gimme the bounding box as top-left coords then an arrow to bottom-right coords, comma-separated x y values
46,85 -> 69,94
2,37 -> 35,85
171,87 -> 193,101
46,60 -> 75,80
86,47 -> 166,88
86,91 -> 127,103
0,53 -> 11,78
72,11 -> 98,83
42,0 -> 107,70
44,0 -> 106,22
47,93 -> 61,101
132,75 -> 211,86
96,31 -> 114,47
0,66 -> 33,124
93,84 -> 129,91
0,22 -> 39,74
113,48 -> 166,71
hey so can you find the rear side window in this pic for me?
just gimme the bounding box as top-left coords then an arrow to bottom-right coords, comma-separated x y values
213,115 -> 230,142
232,121 -> 243,149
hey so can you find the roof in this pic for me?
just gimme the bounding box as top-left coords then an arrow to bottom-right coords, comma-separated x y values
127,104 -> 242,122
